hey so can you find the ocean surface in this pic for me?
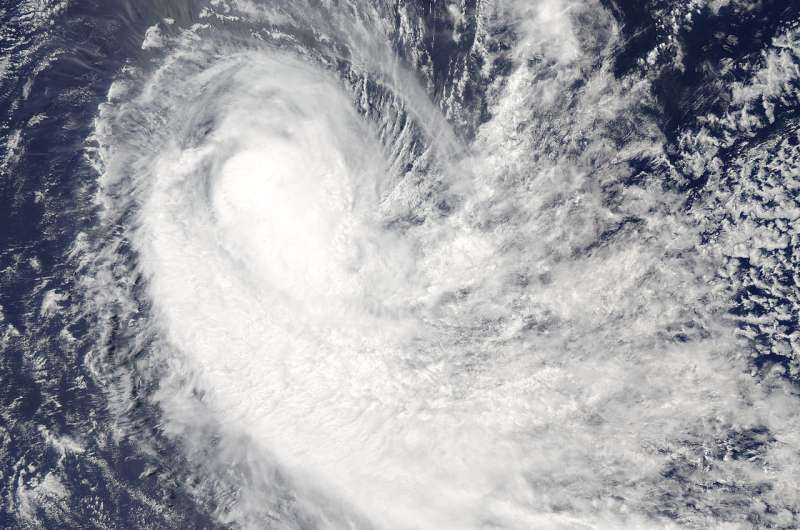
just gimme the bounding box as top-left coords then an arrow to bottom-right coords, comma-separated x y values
1,0 -> 799,528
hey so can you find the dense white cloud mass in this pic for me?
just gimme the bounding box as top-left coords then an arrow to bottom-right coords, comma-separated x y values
74,1 -> 800,529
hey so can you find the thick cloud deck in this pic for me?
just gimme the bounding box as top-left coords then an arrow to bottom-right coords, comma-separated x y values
6,1 -> 788,529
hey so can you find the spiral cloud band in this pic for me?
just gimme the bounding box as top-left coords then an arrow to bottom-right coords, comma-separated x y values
58,1 -> 800,528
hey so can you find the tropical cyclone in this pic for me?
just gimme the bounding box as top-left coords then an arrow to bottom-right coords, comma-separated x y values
82,2 -> 800,529
1,0 -> 799,529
